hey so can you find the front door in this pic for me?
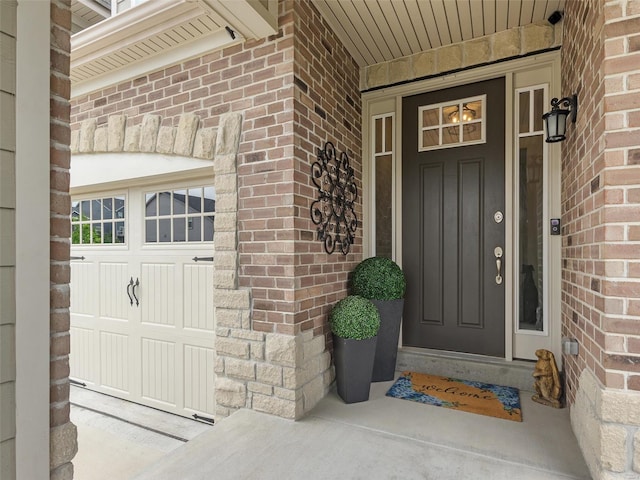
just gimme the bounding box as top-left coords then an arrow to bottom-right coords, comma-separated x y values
402,78 -> 505,357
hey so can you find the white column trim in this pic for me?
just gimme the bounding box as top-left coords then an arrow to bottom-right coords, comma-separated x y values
15,1 -> 51,478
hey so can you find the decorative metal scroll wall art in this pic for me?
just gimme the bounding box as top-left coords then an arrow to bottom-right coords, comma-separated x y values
310,142 -> 358,255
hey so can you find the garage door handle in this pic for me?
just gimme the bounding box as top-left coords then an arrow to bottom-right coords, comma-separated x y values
127,278 -> 134,306
127,277 -> 133,305
132,278 -> 140,307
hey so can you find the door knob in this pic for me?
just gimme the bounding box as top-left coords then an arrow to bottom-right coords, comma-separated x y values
494,247 -> 503,285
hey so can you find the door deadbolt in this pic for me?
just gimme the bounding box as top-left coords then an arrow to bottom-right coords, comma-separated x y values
494,211 -> 504,224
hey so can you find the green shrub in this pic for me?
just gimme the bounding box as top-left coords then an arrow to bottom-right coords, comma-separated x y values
329,295 -> 380,340
351,257 -> 406,300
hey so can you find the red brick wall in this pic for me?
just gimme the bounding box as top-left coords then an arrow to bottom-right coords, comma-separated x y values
70,0 -> 362,347
51,0 -> 74,478
562,0 -> 640,403
288,0 -> 362,346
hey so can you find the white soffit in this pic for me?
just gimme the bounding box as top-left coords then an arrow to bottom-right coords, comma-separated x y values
71,0 -> 277,96
311,0 -> 566,67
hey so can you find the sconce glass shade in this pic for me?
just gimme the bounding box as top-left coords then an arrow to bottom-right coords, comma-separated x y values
543,95 -> 577,143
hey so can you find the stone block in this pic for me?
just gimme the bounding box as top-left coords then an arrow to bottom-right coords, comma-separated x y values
213,289 -> 250,310
266,333 -> 300,367
248,381 -> 273,395
600,389 -> 640,426
70,130 -> 79,154
521,22 -> 553,55
139,115 -> 161,153
215,193 -> 237,214
553,22 -> 563,48
78,118 -> 96,153
250,342 -> 265,360
216,327 -> 230,337
252,393 -> 296,419
492,28 -> 520,60
107,114 -> 126,152
241,309 -> 251,329
124,125 -> 141,152
464,37 -> 491,67
634,430 -> 640,473
601,424 -> 628,472
302,375 -> 324,412
51,462 -> 73,480
215,377 -> 247,408
303,334 -> 325,360
413,51 -> 435,78
214,356 -> 225,374
174,113 -> 200,156
213,231 -> 236,251
437,44 -> 463,72
366,63 -> 388,89
193,127 -> 217,160
156,126 -> 176,154
216,309 -> 242,329
570,377 -> 601,476
389,56 -> 412,84
233,330 -> 265,342
215,113 -> 243,156
214,270 -> 237,289
214,212 -> 237,232
214,153 -> 237,175
273,386 -> 299,402
93,127 -> 107,152
215,174 -> 238,195
216,337 -> 249,359
50,422 -> 77,470
256,363 -> 283,386
214,251 -> 238,270
224,358 -> 256,381
216,405 -> 232,418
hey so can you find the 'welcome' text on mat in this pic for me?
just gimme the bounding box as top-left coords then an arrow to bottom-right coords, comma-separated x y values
386,371 -> 522,422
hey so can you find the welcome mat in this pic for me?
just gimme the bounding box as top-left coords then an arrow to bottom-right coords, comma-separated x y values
386,371 -> 522,422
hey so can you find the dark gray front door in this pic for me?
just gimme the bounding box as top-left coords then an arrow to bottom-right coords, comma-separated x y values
402,78 -> 505,357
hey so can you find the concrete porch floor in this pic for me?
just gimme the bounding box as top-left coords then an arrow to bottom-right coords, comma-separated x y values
121,379 -> 591,480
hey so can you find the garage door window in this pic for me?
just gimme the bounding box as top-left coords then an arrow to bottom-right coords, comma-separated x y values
71,195 -> 126,245
145,186 -> 215,243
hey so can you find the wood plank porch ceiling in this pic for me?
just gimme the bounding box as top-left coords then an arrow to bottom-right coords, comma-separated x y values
311,0 -> 566,67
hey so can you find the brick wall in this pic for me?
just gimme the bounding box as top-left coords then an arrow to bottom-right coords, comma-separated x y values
563,0 -> 640,477
50,1 -> 77,479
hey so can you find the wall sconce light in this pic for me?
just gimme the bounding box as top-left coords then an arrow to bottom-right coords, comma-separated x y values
542,94 -> 578,143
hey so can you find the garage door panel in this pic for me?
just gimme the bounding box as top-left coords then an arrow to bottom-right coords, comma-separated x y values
141,338 -> 176,405
100,262 -> 131,320
70,326 -> 95,384
140,263 -> 177,326
184,345 -> 215,414
184,264 -> 215,332
100,331 -> 130,393
71,262 -> 96,314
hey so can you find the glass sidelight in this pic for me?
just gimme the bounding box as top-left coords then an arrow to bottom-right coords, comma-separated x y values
516,87 -> 546,333
373,114 -> 394,258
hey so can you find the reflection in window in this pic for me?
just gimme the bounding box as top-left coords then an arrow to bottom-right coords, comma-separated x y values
144,185 -> 215,243
418,95 -> 485,151
71,195 -> 126,245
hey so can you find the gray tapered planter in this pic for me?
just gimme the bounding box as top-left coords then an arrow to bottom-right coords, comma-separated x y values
370,299 -> 404,382
333,334 -> 377,403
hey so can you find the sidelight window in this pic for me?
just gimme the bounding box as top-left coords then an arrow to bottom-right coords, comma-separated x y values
372,114 -> 394,258
516,86 -> 547,334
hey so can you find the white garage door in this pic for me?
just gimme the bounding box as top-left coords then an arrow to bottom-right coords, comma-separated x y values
70,180 -> 216,419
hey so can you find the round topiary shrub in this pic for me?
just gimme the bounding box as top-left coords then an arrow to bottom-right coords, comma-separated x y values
330,295 -> 380,340
351,256 -> 406,300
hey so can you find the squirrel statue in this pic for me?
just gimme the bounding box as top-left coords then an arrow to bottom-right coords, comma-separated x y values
532,349 -> 562,408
